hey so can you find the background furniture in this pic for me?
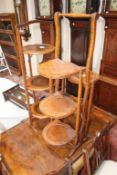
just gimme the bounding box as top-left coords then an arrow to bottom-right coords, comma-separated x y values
94,0 -> 117,115
34,0 -> 63,61
0,13 -> 22,75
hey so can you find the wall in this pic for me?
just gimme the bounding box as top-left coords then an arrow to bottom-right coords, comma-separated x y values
0,0 -> 14,13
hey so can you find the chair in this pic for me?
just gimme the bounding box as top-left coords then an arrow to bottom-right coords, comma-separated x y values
53,12 -> 97,144
35,13 -> 97,146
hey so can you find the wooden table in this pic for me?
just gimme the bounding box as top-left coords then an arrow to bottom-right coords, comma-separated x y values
0,106 -> 116,175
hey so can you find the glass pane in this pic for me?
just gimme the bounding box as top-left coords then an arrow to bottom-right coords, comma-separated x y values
39,0 -> 50,16
0,21 -> 12,30
110,0 -> 117,11
70,0 -> 86,13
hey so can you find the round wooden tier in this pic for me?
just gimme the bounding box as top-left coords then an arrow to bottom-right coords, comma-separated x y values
39,58 -> 85,79
68,72 -> 99,85
39,92 -> 77,119
31,103 -> 49,119
42,120 -> 75,146
23,44 -> 55,55
27,75 -> 49,91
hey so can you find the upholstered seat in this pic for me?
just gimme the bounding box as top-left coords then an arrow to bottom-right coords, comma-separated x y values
95,160 -> 117,175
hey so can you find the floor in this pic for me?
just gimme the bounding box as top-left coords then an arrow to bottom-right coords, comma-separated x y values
0,70 -> 117,161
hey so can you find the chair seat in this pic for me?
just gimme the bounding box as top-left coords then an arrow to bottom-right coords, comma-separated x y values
95,160 -> 117,175
27,75 -> 49,91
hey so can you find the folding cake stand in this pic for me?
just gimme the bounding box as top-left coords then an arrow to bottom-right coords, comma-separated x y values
37,58 -> 85,146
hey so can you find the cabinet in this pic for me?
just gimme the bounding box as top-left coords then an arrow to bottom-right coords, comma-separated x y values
66,18 -> 90,96
94,14 -> 117,115
65,1 -> 100,96
40,20 -> 55,61
34,0 -> 63,61
0,13 -> 21,75
101,14 -> 117,77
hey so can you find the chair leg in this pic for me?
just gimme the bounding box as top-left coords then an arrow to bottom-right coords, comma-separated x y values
75,71 -> 83,144
85,82 -> 94,135
83,149 -> 91,175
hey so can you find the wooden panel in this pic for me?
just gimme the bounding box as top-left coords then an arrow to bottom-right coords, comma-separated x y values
102,29 -> 117,67
101,16 -> 117,78
70,19 -> 90,66
66,19 -> 90,96
97,15 -> 117,115
94,80 -> 117,115
106,19 -> 117,28
40,20 -> 55,61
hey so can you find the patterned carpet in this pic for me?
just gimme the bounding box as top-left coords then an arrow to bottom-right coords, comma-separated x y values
0,70 -> 24,86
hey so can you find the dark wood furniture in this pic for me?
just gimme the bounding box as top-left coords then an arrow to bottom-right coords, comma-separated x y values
94,1 -> 117,114
34,0 -> 62,61
66,15 -> 97,96
0,105 -> 116,175
61,1 -> 100,96
101,14 -> 117,77
0,13 -> 21,75
94,75 -> 117,115
34,0 -> 63,20
39,20 -> 55,61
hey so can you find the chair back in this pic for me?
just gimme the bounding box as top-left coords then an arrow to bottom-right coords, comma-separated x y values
54,13 -> 96,144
